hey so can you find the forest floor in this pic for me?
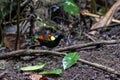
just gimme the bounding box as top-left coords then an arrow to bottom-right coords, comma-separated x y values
0,23 -> 120,80
0,1 -> 120,80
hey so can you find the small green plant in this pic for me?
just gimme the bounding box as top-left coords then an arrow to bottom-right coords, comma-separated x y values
0,65 -> 5,70
91,0 -> 97,14
62,52 -> 80,70
36,21 -> 57,31
98,7 -> 107,15
20,63 -> 46,71
60,0 -> 80,16
20,52 -> 80,76
39,69 -> 62,75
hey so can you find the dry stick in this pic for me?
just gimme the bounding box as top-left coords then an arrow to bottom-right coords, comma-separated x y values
81,10 -> 120,24
83,32 -> 96,42
0,49 -> 120,76
71,74 -> 80,80
54,40 -> 120,52
1,40 -> 120,58
3,18 -> 29,25
2,18 -> 42,25
78,58 -> 120,76
91,0 -> 120,30
0,49 -> 65,59
0,40 -> 120,76
89,0 -> 120,35
15,0 -> 20,50
0,71 -> 8,79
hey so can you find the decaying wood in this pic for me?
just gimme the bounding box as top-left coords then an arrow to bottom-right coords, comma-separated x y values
89,0 -> 120,35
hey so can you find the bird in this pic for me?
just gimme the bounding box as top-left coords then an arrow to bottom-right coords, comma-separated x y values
32,34 -> 64,48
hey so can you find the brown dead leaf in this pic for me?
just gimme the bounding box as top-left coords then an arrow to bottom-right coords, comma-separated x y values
40,76 -> 48,80
89,0 -> 120,35
4,34 -> 25,50
29,73 -> 47,80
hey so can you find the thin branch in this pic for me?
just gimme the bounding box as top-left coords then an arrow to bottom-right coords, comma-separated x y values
71,74 -> 80,80
0,71 -> 8,79
15,0 -> 20,50
92,0 -> 120,27
90,0 -> 120,35
0,49 -> 65,59
0,40 -> 120,58
81,10 -> 120,24
3,18 -> 29,25
29,2 -> 35,36
3,18 -> 42,25
0,49 -> 120,76
78,58 -> 120,76
0,40 -> 120,76
83,32 -> 96,42
54,40 -> 120,52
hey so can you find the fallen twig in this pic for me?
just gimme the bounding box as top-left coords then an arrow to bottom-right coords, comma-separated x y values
0,49 -> 120,76
0,40 -> 120,59
54,40 -> 120,52
83,32 -> 96,42
0,40 -> 120,76
0,49 -> 65,59
3,18 -> 42,25
88,0 -> 120,35
81,10 -> 120,24
15,0 -> 20,50
71,74 -> 80,80
95,0 -> 120,27
78,58 -> 120,76
0,71 -> 8,79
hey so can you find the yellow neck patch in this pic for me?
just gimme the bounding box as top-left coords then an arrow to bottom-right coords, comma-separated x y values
50,36 -> 55,41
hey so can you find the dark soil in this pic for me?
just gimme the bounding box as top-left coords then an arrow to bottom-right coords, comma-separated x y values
0,1 -> 120,80
0,25 -> 120,80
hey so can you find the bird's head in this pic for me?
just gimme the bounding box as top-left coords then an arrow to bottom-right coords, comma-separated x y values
54,34 -> 64,41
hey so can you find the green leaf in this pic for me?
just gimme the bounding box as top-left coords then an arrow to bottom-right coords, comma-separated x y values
61,1 -> 79,16
36,21 -> 46,27
62,52 -> 79,70
98,7 -> 107,15
33,35 -> 39,41
65,0 -> 74,2
20,63 -> 46,71
0,65 -> 5,70
39,69 -> 62,75
92,0 -> 97,14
